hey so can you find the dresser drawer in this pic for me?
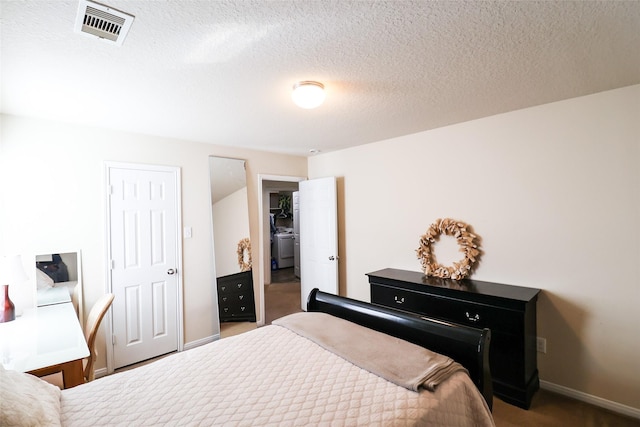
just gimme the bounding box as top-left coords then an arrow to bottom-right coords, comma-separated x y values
219,292 -> 252,305
371,283 -> 523,335
219,300 -> 255,317
370,285 -> 430,317
421,294 -> 523,335
217,279 -> 252,296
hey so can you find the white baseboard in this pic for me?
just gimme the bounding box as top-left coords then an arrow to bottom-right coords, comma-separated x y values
183,334 -> 218,351
94,367 -> 108,379
540,380 -> 640,420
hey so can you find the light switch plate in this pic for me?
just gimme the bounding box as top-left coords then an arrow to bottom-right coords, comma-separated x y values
536,337 -> 547,354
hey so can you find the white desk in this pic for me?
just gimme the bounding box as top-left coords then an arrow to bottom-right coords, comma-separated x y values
0,302 -> 89,388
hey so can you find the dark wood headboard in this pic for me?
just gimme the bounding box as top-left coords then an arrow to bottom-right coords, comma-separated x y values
307,288 -> 493,410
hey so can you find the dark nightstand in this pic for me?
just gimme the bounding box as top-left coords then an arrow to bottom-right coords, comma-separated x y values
217,270 -> 256,322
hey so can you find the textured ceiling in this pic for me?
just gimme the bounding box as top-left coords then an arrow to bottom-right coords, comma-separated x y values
1,1 -> 639,156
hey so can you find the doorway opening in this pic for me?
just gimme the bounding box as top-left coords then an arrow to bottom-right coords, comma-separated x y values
258,176 -> 304,325
265,269 -> 300,324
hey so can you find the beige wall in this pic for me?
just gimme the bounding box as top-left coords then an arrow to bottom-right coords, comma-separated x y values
0,114 -> 307,369
212,186 -> 250,278
308,85 -> 640,410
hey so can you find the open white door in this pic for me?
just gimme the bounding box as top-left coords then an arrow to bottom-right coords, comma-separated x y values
299,176 -> 338,310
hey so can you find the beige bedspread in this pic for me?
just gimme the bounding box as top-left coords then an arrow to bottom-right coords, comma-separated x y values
60,315 -> 495,426
273,312 -> 468,392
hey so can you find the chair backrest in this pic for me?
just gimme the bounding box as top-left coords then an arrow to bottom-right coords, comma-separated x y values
83,293 -> 115,382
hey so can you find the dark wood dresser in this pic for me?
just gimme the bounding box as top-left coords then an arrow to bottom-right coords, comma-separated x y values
367,268 -> 540,409
217,270 -> 256,322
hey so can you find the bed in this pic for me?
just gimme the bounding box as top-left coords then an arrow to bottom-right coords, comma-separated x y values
0,289 -> 494,427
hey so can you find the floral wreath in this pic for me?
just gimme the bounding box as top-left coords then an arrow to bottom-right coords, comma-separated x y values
416,218 -> 480,280
237,238 -> 252,272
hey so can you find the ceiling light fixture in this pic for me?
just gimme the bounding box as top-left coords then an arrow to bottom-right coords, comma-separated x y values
292,81 -> 325,109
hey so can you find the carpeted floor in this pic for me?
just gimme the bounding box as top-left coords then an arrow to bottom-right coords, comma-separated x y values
493,390 -> 640,426
264,268 -> 302,324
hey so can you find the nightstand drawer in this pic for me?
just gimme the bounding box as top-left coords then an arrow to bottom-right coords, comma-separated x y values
219,300 -> 255,317
219,293 -> 252,305
217,280 -> 252,296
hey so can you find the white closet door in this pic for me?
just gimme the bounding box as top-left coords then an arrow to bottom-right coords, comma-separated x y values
108,166 -> 179,368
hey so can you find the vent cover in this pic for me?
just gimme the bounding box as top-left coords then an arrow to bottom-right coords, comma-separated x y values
74,0 -> 134,46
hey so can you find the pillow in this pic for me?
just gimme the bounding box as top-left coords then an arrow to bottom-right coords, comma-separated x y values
36,268 -> 54,290
0,365 -> 62,427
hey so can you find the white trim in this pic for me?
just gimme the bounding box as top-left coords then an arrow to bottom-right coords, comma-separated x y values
174,166 -> 184,353
103,162 -> 184,374
103,162 -> 115,374
257,174 -> 306,326
207,157 -> 221,339
540,380 -> 640,420
94,367 -> 108,379
183,335 -> 218,351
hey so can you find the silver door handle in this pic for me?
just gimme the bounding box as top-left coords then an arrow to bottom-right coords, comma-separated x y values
167,268 -> 176,275
328,256 -> 336,261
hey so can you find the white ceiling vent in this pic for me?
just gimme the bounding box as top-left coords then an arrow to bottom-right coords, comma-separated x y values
74,0 -> 134,46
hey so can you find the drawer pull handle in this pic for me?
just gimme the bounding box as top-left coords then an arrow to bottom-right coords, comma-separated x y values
465,312 -> 480,322
240,306 -> 246,311
237,283 -> 243,288
221,286 -> 226,291
394,296 -> 405,304
239,295 -> 244,300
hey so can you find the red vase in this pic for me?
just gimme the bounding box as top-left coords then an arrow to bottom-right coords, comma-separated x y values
0,284 -> 15,323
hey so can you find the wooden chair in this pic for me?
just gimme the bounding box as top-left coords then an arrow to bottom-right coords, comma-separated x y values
83,293 -> 115,382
